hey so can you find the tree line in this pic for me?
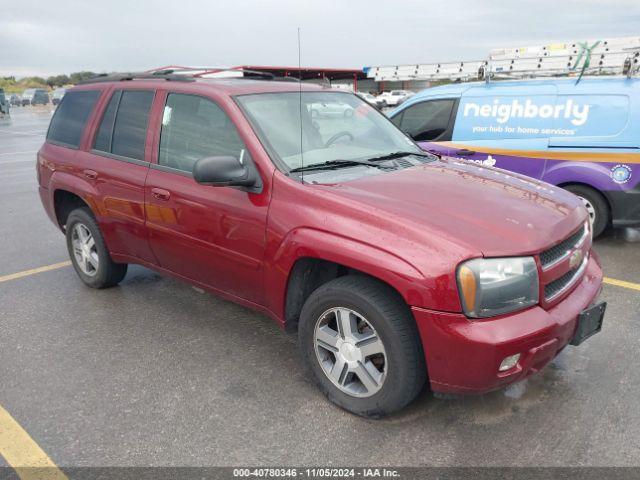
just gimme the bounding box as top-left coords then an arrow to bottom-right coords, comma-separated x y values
0,72 -> 99,93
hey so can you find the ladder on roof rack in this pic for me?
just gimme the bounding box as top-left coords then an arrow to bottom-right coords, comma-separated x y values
366,36 -> 640,82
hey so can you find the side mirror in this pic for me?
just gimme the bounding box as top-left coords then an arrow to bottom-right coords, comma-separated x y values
193,156 -> 255,187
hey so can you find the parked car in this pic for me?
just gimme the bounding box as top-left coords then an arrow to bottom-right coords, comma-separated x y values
0,89 -> 9,115
389,77 -> 640,237
51,88 -> 66,106
22,88 -> 49,106
9,93 -> 21,106
355,91 -> 380,108
309,100 -> 354,118
38,75 -> 604,417
377,90 -> 413,107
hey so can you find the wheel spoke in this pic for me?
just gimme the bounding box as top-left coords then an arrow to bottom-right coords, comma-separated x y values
328,357 -> 348,385
85,236 -> 95,249
315,325 -> 339,352
76,225 -> 88,244
353,362 -> 379,393
357,335 -> 384,358
87,253 -> 99,270
335,308 -> 356,340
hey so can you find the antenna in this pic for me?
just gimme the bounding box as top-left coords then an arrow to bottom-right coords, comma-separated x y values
298,27 -> 304,182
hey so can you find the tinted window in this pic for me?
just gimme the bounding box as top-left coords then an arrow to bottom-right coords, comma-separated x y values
159,93 -> 248,172
93,91 -> 121,152
111,90 -> 154,160
398,99 -> 455,141
47,90 -> 100,147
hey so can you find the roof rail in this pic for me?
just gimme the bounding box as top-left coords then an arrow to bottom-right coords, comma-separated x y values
78,71 -> 195,84
145,66 -> 300,81
366,36 -> 640,83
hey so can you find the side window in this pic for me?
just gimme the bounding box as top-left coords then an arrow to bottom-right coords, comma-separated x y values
159,93 -> 248,173
47,90 -> 100,147
93,91 -> 120,152
93,90 -> 154,161
399,99 -> 455,142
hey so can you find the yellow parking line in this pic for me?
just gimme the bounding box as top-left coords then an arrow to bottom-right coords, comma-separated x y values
0,262 -> 71,284
603,277 -> 640,292
0,404 -> 67,480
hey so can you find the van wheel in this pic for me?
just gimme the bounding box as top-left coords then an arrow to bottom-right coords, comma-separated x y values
65,208 -> 128,288
564,185 -> 609,238
298,275 -> 426,418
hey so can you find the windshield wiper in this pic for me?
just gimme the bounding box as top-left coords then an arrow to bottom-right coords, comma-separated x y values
289,159 -> 396,173
364,151 -> 438,162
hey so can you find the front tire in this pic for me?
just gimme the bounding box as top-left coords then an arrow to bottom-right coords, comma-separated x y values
65,208 -> 127,288
564,185 -> 609,238
298,275 -> 426,418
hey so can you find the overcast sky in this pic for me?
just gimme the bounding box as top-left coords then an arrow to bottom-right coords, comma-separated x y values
2,0 -> 639,77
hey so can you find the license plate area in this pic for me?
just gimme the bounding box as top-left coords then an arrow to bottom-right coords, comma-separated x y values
570,302 -> 606,346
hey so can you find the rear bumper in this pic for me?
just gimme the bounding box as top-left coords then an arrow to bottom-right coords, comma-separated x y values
412,254 -> 603,394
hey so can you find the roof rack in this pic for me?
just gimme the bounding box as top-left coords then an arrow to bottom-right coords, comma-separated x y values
78,71 -> 196,84
367,36 -> 640,83
78,66 -> 301,85
145,66 -> 300,81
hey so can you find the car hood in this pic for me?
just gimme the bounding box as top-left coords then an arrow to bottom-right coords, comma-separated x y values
316,158 -> 586,257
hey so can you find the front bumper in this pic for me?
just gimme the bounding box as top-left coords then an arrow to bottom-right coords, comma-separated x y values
606,186 -> 640,228
412,254 -> 603,394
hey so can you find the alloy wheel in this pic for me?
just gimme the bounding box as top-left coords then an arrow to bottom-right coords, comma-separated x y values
71,223 -> 99,277
313,307 -> 387,398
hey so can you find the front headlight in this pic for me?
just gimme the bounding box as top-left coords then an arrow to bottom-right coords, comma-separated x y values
457,257 -> 539,318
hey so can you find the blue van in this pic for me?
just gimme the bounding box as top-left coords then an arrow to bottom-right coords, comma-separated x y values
389,77 -> 640,236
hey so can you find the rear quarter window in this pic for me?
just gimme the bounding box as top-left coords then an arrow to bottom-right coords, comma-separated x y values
47,90 -> 101,148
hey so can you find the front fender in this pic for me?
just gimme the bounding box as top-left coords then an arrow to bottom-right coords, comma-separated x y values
542,160 -> 615,192
264,227 -> 441,322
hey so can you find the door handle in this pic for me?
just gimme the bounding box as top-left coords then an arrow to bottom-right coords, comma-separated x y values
83,169 -> 98,180
456,149 -> 476,156
151,188 -> 171,201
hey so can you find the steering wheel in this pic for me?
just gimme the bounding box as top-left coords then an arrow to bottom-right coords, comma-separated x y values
325,131 -> 354,147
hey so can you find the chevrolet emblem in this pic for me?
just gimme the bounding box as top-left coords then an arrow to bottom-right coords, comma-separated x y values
569,249 -> 583,269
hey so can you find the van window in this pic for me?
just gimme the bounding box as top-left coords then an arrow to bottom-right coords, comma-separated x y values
47,90 -> 100,147
158,93 -> 248,173
395,99 -> 455,141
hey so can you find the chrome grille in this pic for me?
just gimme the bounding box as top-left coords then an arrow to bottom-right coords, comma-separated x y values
540,223 -> 588,269
544,256 -> 589,301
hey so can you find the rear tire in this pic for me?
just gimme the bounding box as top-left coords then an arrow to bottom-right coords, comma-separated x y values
298,275 -> 426,418
65,207 -> 127,288
564,185 -> 609,238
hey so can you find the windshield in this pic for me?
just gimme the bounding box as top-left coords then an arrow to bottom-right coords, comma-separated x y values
236,91 -> 421,171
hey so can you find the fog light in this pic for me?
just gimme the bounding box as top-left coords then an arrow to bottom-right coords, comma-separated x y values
499,354 -> 521,372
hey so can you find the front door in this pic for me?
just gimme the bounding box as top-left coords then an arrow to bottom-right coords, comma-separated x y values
390,98 -> 458,157
144,92 -> 269,303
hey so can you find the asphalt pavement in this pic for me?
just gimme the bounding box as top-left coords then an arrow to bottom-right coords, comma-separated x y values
0,106 -> 639,469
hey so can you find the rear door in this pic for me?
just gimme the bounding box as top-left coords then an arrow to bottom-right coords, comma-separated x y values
144,91 -> 269,303
390,98 -> 458,156
77,88 -> 157,262
450,84 -> 557,179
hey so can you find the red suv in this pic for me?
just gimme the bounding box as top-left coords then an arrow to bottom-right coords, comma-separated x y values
38,72 -> 605,417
